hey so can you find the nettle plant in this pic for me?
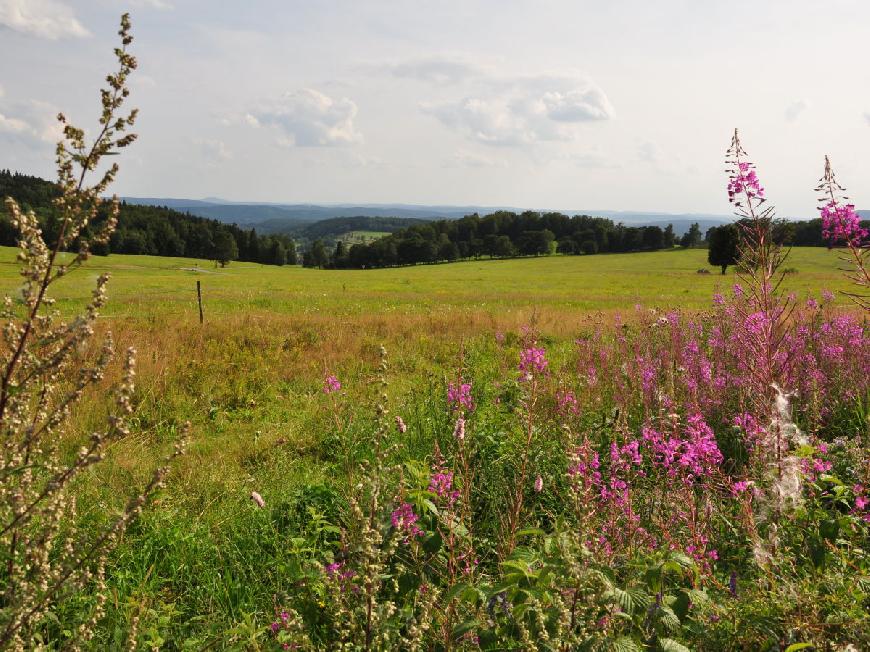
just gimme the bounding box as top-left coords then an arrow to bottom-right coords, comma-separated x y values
273,132 -> 868,650
0,15 -> 185,649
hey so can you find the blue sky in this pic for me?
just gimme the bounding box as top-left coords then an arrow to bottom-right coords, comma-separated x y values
1,0 -> 869,216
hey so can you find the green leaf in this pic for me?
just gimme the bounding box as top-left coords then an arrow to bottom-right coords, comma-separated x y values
610,636 -> 643,652
604,586 -> 634,613
451,618 -> 478,640
783,644 -> 813,652
659,638 -> 691,652
444,582 -> 472,605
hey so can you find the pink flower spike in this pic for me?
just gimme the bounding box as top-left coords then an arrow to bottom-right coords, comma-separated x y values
323,373 -> 341,394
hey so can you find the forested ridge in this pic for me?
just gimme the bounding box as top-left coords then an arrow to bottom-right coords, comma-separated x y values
0,170 -> 296,266
306,208 -> 856,269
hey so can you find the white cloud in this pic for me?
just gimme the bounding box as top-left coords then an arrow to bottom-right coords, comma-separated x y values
251,88 -> 362,147
0,100 -> 63,144
129,0 -> 173,9
422,77 -> 614,146
864,111 -> 870,126
195,138 -> 232,162
446,149 -> 508,168
0,112 -> 29,135
638,141 -> 660,164
387,57 -> 479,84
541,88 -> 614,122
784,99 -> 808,122
0,0 -> 90,39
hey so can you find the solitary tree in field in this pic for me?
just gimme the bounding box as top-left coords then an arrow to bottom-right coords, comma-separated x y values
212,229 -> 238,267
708,223 -> 740,274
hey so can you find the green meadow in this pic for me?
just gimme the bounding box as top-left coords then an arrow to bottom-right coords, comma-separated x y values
1,244 -> 864,647
0,245 -> 854,320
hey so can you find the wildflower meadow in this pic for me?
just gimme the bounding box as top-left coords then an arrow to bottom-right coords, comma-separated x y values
1,12 -> 869,652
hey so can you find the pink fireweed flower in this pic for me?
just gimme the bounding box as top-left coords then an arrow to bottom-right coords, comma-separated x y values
819,200 -> 867,246
395,415 -> 407,433
534,475 -> 543,493
730,480 -> 750,496
453,415 -> 466,441
519,345 -> 548,380
391,502 -> 423,542
429,470 -> 459,506
447,381 -> 474,411
323,373 -> 341,394
727,161 -> 765,203
556,389 -> 579,415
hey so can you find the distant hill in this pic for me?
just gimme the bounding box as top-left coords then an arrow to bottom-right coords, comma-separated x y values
0,171 -> 296,266
120,199 -> 480,229
121,197 -> 731,236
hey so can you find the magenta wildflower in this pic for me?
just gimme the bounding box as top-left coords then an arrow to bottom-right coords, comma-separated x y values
429,469 -> 459,506
391,502 -> 423,542
730,480 -> 750,496
534,474 -> 543,493
323,373 -> 341,394
820,200 -> 867,246
727,161 -> 765,203
447,381 -> 474,411
557,389 -> 579,415
519,345 -> 548,380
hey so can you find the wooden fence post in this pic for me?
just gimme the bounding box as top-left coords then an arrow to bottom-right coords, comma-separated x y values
197,280 -> 204,324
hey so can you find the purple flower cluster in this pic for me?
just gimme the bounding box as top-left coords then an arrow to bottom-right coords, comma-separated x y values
323,373 -> 341,394
391,502 -> 423,542
519,346 -> 548,380
556,389 -> 579,415
428,469 -> 460,506
447,381 -> 474,411
727,162 -> 764,203
324,560 -> 355,582
820,200 -> 867,246
853,485 -> 870,523
642,414 -> 723,484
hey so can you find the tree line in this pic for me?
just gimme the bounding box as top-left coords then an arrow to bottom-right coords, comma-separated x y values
704,216 -> 869,274
0,170 -> 297,266
304,209 -> 865,270
303,211 -> 688,269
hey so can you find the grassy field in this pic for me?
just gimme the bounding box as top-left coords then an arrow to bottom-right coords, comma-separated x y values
2,244 -> 864,646
0,245 -> 855,321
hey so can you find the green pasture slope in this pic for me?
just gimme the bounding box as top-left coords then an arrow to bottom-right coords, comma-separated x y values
0,245 -> 855,320
0,244 -> 861,646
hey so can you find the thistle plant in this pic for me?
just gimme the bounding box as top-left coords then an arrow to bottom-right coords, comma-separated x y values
0,15 -> 186,649
815,156 -> 869,310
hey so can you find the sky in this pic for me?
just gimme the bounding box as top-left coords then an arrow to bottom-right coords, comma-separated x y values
1,0 -> 869,217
